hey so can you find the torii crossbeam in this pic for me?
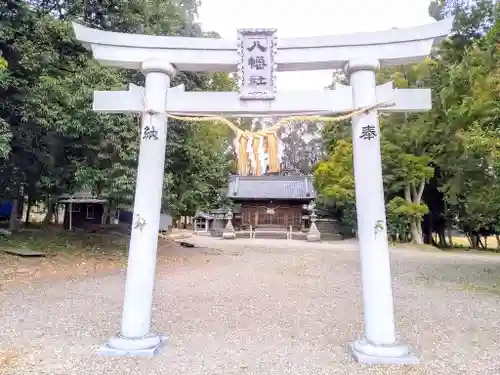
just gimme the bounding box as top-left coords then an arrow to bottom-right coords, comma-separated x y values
93,82 -> 431,116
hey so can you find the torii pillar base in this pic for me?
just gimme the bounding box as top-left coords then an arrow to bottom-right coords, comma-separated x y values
348,339 -> 419,365
98,334 -> 167,357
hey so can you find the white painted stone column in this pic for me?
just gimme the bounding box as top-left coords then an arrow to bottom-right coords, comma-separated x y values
345,58 -> 418,365
99,60 -> 176,357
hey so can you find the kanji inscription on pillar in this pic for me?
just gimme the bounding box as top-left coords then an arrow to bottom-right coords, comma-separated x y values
237,28 -> 277,100
142,125 -> 158,140
359,125 -> 377,140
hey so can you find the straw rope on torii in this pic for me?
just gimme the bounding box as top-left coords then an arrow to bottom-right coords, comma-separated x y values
141,96 -> 394,175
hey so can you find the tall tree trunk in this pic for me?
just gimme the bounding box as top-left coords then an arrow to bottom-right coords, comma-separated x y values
470,232 -> 480,249
446,225 -> 453,248
466,232 -> 473,247
410,218 -> 424,244
405,181 -> 426,244
9,198 -> 20,232
479,236 -> 486,249
25,196 -> 32,225
438,227 -> 447,248
425,214 -> 433,244
101,204 -> 109,225
109,208 -> 119,224
43,204 -> 54,225
42,194 -> 57,225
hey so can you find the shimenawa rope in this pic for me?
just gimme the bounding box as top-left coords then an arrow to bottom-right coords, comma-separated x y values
140,92 -> 394,174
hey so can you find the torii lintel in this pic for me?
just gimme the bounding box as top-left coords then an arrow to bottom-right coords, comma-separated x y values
93,83 -> 431,117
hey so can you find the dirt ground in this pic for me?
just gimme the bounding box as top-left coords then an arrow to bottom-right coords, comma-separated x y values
1,235 -> 500,375
0,228 -> 196,290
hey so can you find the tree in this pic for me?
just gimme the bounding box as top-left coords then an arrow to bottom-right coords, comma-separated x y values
432,2 -> 500,247
314,1 -> 500,246
278,120 -> 323,175
376,61 -> 437,244
0,1 -> 86,229
313,139 -> 356,236
0,56 -> 10,158
0,0 -> 236,229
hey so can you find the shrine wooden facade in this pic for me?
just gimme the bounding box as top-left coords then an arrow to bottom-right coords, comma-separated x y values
227,175 -> 316,231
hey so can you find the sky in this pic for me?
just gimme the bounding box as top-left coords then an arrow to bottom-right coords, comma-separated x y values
197,0 -> 435,90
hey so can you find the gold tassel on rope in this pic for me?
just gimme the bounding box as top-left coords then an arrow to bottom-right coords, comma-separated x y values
267,134 -> 279,173
252,137 -> 261,176
237,134 -> 248,175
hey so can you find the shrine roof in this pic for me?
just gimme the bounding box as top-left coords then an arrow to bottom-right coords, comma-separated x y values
227,175 -> 316,201
194,212 -> 215,220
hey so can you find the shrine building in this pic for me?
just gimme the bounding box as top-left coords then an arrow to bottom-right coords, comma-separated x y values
228,174 -> 315,232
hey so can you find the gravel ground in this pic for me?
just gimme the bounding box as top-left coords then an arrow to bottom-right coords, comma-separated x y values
1,237 -> 500,375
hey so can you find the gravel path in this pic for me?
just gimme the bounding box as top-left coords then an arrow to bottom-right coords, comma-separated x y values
1,237 -> 500,375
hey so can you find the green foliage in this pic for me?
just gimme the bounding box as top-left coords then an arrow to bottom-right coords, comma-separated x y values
387,197 -> 429,220
314,140 -> 354,205
435,2 -> 500,244
0,118 -> 10,159
386,197 -> 410,242
0,56 -> 10,158
315,1 -> 500,246
0,0 -> 236,224
313,140 -> 357,236
387,197 -> 429,242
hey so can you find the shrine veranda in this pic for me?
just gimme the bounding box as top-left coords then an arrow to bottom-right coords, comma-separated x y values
72,19 -> 453,364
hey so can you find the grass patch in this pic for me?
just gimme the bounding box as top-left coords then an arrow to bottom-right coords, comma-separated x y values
459,281 -> 500,296
0,226 -> 129,287
394,236 -> 500,255
0,226 -> 128,257
0,226 -> 200,288
450,235 -> 499,251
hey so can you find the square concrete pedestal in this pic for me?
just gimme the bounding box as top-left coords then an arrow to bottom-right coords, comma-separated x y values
348,339 -> 419,365
97,334 -> 167,357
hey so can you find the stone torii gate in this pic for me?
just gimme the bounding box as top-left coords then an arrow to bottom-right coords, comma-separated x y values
72,19 -> 452,364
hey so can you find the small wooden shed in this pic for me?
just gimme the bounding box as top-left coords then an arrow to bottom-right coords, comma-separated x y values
57,190 -> 108,231
193,212 -> 215,233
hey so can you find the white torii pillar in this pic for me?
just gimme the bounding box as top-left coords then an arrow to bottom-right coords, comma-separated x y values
345,58 -> 418,364
99,60 -> 176,356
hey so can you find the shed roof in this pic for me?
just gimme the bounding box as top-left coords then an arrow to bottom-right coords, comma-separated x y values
194,212 -> 215,220
57,189 -> 107,204
227,175 -> 316,201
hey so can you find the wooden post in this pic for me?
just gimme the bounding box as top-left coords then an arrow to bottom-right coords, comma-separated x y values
68,201 -> 73,231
